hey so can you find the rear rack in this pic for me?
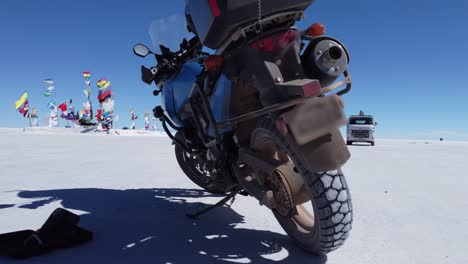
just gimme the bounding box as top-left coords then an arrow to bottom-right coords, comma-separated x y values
216,11 -> 304,55
218,71 -> 352,129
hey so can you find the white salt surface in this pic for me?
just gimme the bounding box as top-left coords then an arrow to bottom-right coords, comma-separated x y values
0,128 -> 466,263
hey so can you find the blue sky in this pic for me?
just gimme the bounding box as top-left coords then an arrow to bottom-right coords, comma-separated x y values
1,0 -> 467,140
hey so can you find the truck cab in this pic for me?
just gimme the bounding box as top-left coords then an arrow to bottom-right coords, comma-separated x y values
346,112 -> 376,146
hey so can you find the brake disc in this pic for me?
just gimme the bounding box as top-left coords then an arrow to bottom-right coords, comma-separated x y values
270,168 -> 294,217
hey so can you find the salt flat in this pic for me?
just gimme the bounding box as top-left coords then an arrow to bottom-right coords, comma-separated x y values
0,128 -> 467,264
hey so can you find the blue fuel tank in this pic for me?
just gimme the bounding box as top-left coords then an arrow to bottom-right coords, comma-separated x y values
162,60 -> 233,131
162,60 -> 203,127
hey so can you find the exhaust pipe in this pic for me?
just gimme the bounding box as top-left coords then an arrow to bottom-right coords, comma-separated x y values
302,37 -> 349,87
328,46 -> 343,60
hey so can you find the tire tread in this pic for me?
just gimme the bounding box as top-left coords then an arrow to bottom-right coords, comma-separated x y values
256,119 -> 353,253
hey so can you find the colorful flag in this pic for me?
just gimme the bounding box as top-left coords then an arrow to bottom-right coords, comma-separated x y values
101,80 -> 111,90
44,79 -> 54,85
97,78 -> 106,88
83,71 -> 91,80
44,86 -> 55,97
48,100 -> 57,110
98,89 -> 112,103
67,99 -> 76,120
31,108 -> 39,126
15,92 -> 28,110
18,100 -> 30,118
58,102 -> 68,120
97,79 -> 111,90
95,109 -> 102,121
102,98 -> 114,113
31,108 -> 38,118
58,102 -> 67,113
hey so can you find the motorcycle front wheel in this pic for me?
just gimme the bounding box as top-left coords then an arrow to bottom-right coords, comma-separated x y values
250,120 -> 353,254
174,132 -> 226,194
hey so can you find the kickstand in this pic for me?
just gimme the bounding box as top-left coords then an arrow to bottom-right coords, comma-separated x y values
186,188 -> 241,219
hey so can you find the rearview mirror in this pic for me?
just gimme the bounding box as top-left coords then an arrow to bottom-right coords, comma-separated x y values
374,122 -> 378,126
133,44 -> 151,58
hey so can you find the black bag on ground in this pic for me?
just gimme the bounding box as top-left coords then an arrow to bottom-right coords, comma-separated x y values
0,208 -> 93,259
0,230 -> 43,259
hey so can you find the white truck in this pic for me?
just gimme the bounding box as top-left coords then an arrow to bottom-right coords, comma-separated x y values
346,111 -> 376,146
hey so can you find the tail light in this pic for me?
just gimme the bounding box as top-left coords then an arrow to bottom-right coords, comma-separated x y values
250,31 -> 298,52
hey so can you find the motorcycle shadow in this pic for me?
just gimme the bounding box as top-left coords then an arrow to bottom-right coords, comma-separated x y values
5,188 -> 327,264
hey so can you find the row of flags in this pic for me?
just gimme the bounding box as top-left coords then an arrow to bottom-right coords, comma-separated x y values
14,72 -> 115,129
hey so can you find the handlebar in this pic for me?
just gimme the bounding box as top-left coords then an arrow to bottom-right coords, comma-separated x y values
141,36 -> 203,87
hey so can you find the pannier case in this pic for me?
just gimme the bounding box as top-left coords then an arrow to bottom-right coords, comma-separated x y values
186,0 -> 314,49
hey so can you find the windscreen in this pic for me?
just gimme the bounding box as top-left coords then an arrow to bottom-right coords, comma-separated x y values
149,14 -> 194,53
349,117 -> 373,125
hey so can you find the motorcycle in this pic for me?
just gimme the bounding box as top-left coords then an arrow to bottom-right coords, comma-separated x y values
133,0 -> 353,254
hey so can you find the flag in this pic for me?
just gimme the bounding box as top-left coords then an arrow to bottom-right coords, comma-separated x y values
15,92 -> 28,109
58,102 -> 68,120
31,108 -> 38,118
101,81 -> 111,90
83,71 -> 91,80
18,100 -> 30,118
68,99 -> 76,120
102,98 -> 114,113
31,108 -> 39,126
58,102 -> 67,113
44,86 -> 55,97
98,89 -> 112,103
48,100 -> 57,110
67,112 -> 76,120
44,79 -> 54,85
95,109 -> 102,120
97,78 -> 110,90
97,78 -> 106,88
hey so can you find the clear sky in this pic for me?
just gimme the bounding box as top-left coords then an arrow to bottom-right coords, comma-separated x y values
1,0 -> 467,140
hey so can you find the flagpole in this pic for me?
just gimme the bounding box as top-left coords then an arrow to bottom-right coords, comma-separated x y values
54,79 -> 59,128
88,83 -> 93,121
47,78 -> 60,128
66,101 -> 69,128
26,90 -> 32,127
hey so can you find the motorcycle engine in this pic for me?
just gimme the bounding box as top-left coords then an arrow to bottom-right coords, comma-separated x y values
301,37 -> 350,87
